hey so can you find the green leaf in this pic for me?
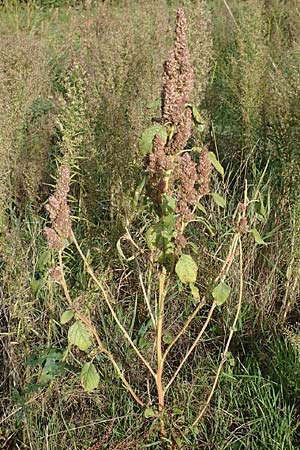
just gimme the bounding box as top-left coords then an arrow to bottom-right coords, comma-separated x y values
162,195 -> 176,213
39,351 -> 65,384
172,407 -> 184,416
37,250 -> 50,271
147,98 -> 161,110
68,321 -> 92,352
212,192 -> 226,208
47,349 -> 63,360
145,226 -> 157,250
191,105 -> 202,123
60,310 -> 74,325
140,125 -> 167,155
175,254 -> 198,284
80,362 -> 100,392
250,228 -> 266,245
40,358 -> 65,384
161,213 -> 176,232
196,201 -> 207,215
144,407 -> 156,418
190,283 -> 200,300
163,334 -> 173,344
31,278 -> 43,295
212,282 -> 231,306
208,152 -> 224,178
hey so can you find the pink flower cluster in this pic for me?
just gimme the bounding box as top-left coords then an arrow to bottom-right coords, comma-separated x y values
147,8 -> 212,249
44,166 -> 72,251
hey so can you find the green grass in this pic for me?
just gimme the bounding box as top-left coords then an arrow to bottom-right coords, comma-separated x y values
2,0 -> 300,448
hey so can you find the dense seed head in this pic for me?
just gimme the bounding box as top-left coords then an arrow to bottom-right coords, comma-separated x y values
44,166 -> 72,250
162,8 -> 194,136
147,134 -> 174,203
49,266 -> 62,282
146,8 -> 212,251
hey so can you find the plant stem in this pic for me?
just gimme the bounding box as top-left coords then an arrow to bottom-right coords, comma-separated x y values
162,297 -> 206,363
156,265 -> 167,436
58,251 -> 145,407
164,301 -> 217,393
70,229 -> 156,379
192,237 -> 244,426
163,233 -> 240,388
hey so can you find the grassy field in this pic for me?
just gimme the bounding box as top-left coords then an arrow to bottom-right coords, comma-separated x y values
1,0 -> 300,448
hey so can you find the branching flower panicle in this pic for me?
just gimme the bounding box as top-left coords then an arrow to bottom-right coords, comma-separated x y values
174,153 -> 198,247
147,8 -> 212,250
147,134 -> 174,203
162,8 -> 194,130
44,166 -> 72,251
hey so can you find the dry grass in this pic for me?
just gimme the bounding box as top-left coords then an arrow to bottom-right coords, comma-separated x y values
1,0 -> 300,448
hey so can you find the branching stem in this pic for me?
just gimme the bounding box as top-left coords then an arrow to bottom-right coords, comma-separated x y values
70,229 -> 156,379
192,237 -> 244,426
163,233 -> 240,392
58,250 -> 145,407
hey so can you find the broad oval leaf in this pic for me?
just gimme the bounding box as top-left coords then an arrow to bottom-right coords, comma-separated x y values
140,125 -> 167,155
212,192 -> 226,208
208,152 -> 224,178
68,321 -> 92,352
80,362 -> 100,392
175,254 -> 198,284
212,282 -> 231,306
144,407 -> 156,418
60,310 -> 74,325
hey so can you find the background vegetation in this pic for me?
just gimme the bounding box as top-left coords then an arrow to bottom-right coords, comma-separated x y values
1,0 -> 300,448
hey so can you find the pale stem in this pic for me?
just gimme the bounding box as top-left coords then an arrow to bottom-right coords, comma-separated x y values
138,264 -> 156,328
162,297 -> 206,364
192,237 -> 244,426
58,251 -> 145,407
156,266 -> 167,436
70,229 -> 156,379
162,233 -> 240,367
164,301 -> 217,393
